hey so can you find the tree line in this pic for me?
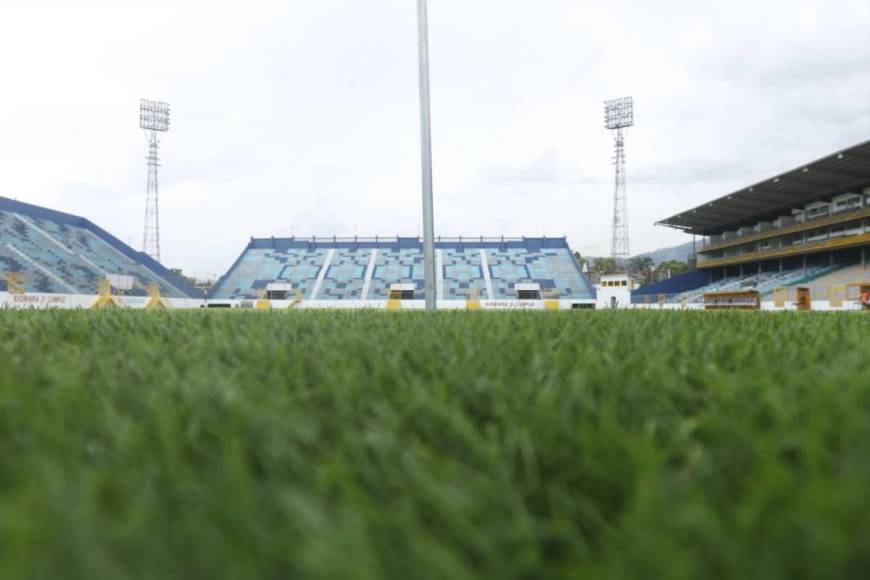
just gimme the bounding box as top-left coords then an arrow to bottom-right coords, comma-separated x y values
573,253 -> 689,286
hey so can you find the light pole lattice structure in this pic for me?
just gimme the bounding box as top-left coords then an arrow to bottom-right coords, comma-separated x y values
417,0 -> 437,313
604,96 -> 633,261
139,99 -> 171,263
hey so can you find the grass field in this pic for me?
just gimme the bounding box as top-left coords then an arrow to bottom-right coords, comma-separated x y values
0,310 -> 868,579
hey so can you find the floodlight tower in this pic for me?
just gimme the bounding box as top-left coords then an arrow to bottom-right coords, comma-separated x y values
139,98 -> 171,263
604,96 -> 633,262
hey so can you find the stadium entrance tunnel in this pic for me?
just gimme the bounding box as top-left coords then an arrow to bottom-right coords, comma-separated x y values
266,282 -> 293,301
516,283 -> 542,300
389,284 -> 415,300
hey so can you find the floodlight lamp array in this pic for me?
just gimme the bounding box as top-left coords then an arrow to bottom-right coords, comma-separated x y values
139,99 -> 171,132
604,96 -> 633,130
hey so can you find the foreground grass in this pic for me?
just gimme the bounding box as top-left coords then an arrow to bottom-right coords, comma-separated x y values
0,310 -> 868,579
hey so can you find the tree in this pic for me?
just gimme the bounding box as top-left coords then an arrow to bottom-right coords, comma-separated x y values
656,260 -> 689,278
573,252 -> 587,269
170,268 -> 213,289
628,256 -> 655,285
592,257 -> 617,273
629,256 -> 653,274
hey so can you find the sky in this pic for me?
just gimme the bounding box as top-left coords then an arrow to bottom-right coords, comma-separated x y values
1,0 -> 869,278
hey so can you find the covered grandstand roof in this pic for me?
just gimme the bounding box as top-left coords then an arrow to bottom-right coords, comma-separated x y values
658,139 -> 870,235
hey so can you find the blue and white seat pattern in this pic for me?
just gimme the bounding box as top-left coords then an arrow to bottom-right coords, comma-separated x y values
0,198 -> 194,297
210,238 -> 594,301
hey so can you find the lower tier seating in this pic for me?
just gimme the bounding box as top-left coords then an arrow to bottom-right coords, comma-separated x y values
210,237 -> 594,301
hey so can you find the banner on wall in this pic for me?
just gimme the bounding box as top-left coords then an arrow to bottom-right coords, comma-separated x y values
107,274 -> 135,291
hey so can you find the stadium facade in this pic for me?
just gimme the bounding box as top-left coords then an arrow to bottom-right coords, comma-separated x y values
210,236 -> 597,308
636,139 -> 870,307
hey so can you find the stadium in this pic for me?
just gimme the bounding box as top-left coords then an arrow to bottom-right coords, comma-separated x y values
2,139 -> 868,311
2,2 -> 870,578
633,139 -> 870,309
0,196 -> 595,309
0,196 -> 200,308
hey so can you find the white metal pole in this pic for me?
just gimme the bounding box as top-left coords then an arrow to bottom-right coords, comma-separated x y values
417,0 -> 437,312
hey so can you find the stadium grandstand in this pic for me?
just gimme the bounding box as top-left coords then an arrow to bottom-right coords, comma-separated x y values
0,196 -> 197,298
635,139 -> 870,306
210,236 -> 596,306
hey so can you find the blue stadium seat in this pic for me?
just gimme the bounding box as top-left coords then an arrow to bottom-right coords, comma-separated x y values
210,237 -> 594,301
0,197 -> 196,297
631,266 -> 839,304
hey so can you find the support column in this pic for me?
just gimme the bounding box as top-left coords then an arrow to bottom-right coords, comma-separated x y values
417,0 -> 437,313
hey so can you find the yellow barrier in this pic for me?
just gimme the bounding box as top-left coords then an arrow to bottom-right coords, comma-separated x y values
387,289 -> 402,311
543,289 -> 560,311
465,288 -> 481,311
288,289 -> 303,309
828,285 -> 847,309
92,279 -> 125,309
255,289 -> 271,310
145,283 -> 170,310
6,272 -> 26,295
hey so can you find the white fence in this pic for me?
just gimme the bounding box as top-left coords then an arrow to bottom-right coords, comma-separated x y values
1,292 -> 864,311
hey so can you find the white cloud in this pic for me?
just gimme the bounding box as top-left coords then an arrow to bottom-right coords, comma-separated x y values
1,0 -> 868,274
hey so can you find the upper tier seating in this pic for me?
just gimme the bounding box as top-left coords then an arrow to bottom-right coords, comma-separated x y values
210,237 -> 594,301
0,197 -> 196,297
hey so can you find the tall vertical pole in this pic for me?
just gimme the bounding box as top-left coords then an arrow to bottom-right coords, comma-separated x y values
417,0 -> 437,312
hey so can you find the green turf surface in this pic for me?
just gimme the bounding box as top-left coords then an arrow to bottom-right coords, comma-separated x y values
0,310 -> 868,579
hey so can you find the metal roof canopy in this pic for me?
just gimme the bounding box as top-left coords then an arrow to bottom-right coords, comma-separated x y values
658,139 -> 870,236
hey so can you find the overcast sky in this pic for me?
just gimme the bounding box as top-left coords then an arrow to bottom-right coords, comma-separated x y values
1,0 -> 869,277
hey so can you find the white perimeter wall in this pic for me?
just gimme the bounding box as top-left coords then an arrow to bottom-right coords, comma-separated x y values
0,293 -> 594,311
1,292 -> 864,311
0,292 -> 204,310
631,300 -> 865,312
